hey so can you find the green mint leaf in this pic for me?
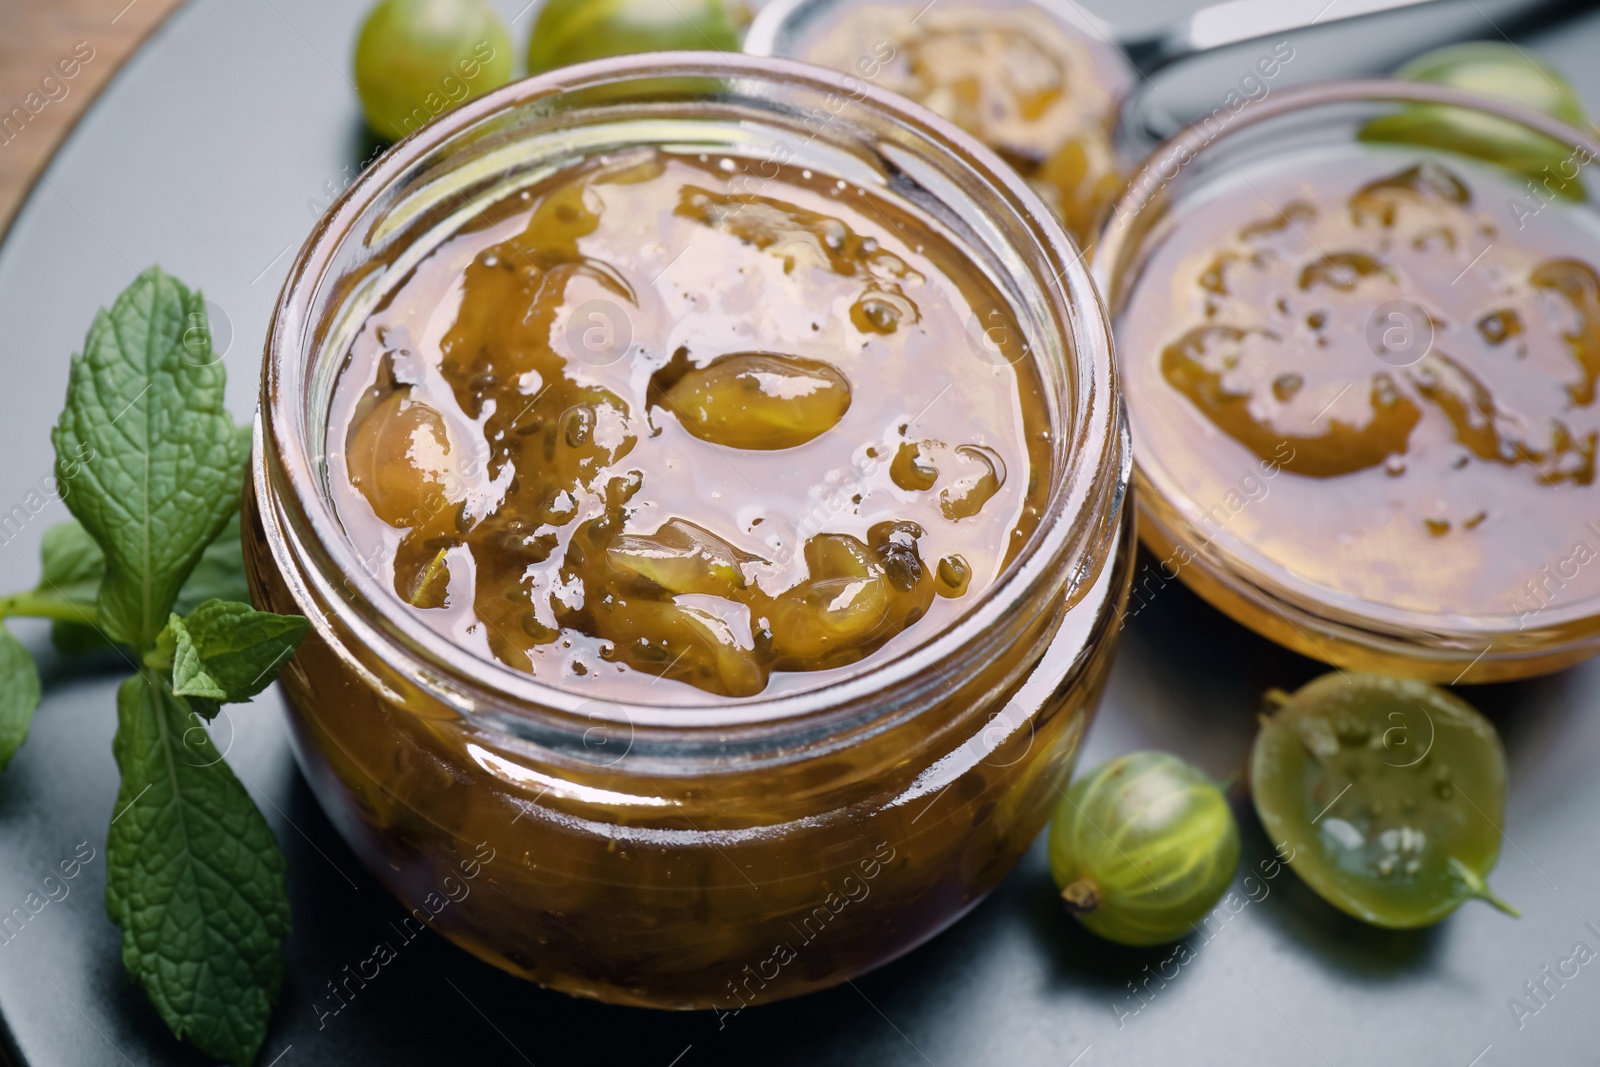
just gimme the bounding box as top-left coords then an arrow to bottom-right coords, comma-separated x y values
173,513 -> 249,614
0,624 -> 40,771
163,600 -> 308,707
39,519 -> 103,591
39,508 -> 249,653
43,512 -> 250,611
49,619 -> 114,655
52,267 -> 248,648
106,672 -> 288,1067
38,521 -> 114,652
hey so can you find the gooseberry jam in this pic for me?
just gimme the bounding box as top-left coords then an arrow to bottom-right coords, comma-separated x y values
753,0 -> 1131,243
249,55 -> 1129,1008
1100,82 -> 1600,681
328,149 -> 1050,701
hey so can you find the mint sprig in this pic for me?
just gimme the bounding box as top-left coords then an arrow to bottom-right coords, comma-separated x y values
52,267 -> 249,648
154,599 -> 310,715
0,267 -> 306,1067
107,672 -> 290,1064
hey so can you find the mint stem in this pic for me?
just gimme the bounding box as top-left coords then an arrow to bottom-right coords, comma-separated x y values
0,590 -> 99,627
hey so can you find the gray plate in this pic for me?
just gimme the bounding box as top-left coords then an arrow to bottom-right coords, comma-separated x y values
1,1 -> 1598,1064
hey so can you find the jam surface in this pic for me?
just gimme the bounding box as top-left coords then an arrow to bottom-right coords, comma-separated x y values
800,1 -> 1129,242
329,150 -> 1050,699
1120,148 -> 1600,619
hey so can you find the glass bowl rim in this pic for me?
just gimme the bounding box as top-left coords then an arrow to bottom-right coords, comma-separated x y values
744,0 -> 1114,57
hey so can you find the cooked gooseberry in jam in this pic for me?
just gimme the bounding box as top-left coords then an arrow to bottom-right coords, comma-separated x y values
330,150 -> 1050,699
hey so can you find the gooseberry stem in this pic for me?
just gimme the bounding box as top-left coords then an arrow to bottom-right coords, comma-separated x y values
0,589 -> 99,627
1061,878 -> 1100,915
1448,857 -> 1520,918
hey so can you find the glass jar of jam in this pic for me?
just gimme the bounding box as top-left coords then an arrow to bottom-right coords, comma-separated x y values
1096,80 -> 1600,683
247,53 -> 1130,1009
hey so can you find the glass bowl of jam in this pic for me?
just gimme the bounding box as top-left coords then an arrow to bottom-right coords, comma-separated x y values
247,53 -> 1130,1009
746,0 -> 1133,245
1096,79 -> 1600,683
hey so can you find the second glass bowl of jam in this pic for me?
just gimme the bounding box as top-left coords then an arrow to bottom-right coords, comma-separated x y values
249,54 -> 1130,1008
1096,80 -> 1600,683
746,0 -> 1133,245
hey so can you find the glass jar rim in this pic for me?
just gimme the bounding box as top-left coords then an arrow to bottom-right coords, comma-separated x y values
259,51 -> 1125,733
1094,78 -> 1600,645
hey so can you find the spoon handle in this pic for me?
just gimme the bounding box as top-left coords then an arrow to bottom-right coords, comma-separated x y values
1121,0 -> 1454,75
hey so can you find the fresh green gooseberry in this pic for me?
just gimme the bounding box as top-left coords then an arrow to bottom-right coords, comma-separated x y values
1399,42 -> 1584,127
354,0 -> 513,142
1360,41 -> 1588,200
1251,672 -> 1518,929
526,0 -> 741,75
1048,751 -> 1241,946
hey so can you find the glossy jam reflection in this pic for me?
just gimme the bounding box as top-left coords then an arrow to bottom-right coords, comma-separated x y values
1121,149 -> 1600,625
800,3 -> 1130,243
328,150 -> 1049,700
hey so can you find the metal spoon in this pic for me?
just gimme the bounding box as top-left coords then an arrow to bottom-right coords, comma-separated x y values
745,0 -> 1567,143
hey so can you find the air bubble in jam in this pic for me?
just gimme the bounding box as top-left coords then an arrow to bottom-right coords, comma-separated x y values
851,291 -> 916,334
330,150 -> 1048,698
1477,308 -> 1522,346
